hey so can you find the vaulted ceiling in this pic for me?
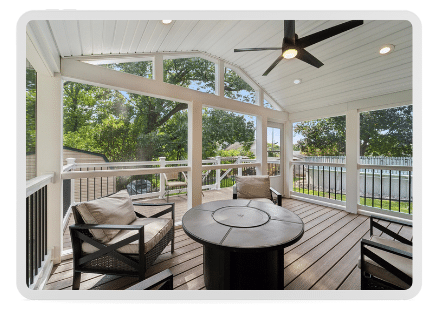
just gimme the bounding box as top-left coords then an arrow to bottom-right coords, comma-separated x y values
28,19 -> 412,114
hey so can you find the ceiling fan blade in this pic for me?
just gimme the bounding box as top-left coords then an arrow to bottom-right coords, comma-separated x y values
284,20 -> 296,44
234,47 -> 282,52
262,55 -> 284,76
298,20 -> 364,48
297,49 -> 324,68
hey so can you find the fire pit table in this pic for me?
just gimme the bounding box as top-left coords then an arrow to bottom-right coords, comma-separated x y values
182,199 -> 304,290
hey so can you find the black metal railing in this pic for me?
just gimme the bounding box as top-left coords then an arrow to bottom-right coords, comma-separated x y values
26,185 -> 48,287
293,164 -> 346,202
361,169 -> 413,214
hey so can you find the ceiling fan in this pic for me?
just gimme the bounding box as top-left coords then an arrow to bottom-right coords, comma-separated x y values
234,20 -> 364,76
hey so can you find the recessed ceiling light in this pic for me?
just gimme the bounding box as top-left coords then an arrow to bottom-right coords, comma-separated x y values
162,20 -> 172,25
294,79 -> 302,84
379,44 -> 395,55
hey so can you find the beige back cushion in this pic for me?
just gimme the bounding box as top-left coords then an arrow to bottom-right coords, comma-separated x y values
75,190 -> 137,243
236,175 -> 271,199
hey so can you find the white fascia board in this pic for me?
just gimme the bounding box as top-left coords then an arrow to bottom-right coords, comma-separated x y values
61,58 -> 288,121
289,89 -> 412,123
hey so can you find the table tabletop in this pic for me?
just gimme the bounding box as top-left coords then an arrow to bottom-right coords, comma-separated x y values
182,199 -> 304,252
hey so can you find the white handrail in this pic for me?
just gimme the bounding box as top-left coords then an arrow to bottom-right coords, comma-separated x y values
357,164 -> 413,171
61,166 -> 191,180
291,161 -> 346,167
73,160 -> 160,169
26,173 -> 54,197
202,163 -> 261,171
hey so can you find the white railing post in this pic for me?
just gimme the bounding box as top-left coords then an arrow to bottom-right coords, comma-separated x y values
346,109 -> 360,214
66,158 -> 76,204
215,156 -> 221,190
237,156 -> 243,176
256,116 -> 268,175
159,157 -> 166,199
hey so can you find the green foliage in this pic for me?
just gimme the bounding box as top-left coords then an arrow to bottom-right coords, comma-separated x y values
294,116 -> 346,156
224,68 -> 256,104
62,58 -> 256,162
26,68 -> 36,153
216,148 -> 255,159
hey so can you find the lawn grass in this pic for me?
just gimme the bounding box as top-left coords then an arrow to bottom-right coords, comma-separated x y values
293,186 -> 413,214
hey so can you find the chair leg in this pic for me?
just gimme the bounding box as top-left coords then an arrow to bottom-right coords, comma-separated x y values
72,271 -> 81,290
171,228 -> 175,253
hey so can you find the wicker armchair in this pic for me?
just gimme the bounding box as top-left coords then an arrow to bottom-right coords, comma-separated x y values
359,215 -> 412,290
232,175 -> 283,206
69,190 -> 175,290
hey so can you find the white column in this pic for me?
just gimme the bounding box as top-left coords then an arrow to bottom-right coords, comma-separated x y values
153,54 -> 164,82
256,116 -> 268,175
237,156 -> 243,176
346,109 -> 360,214
215,156 -> 221,189
284,121 -> 293,197
36,73 -> 63,264
215,60 -> 224,97
255,89 -> 264,106
159,157 -> 166,199
187,101 -> 203,209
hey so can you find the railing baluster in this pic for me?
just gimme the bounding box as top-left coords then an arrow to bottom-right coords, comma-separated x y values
313,165 -> 315,195
307,165 -> 310,194
322,166 -> 325,198
399,170 -> 401,212
32,192 -> 37,277
37,188 -> 41,269
364,169 -> 367,206
101,167 -> 103,198
389,170 -> 392,211
26,196 -> 29,286
340,167 -> 343,200
380,169 -> 383,209
408,171 -> 411,214
318,166 -> 320,197
334,167 -> 337,200
372,169 -> 375,208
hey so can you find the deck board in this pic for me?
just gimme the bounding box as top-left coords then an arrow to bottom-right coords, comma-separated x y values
49,190 -> 412,291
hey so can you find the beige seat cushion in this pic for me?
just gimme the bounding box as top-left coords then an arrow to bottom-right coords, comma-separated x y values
250,198 -> 274,204
166,181 -> 187,188
236,175 -> 271,199
82,217 -> 173,254
75,190 -> 137,243
358,236 -> 412,289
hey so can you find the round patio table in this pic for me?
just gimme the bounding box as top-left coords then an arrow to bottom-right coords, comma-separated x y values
182,199 -> 304,290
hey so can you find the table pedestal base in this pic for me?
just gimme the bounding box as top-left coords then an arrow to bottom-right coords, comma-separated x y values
203,246 -> 284,290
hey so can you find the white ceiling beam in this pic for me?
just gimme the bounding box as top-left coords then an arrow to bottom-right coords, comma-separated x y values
61,58 -> 288,122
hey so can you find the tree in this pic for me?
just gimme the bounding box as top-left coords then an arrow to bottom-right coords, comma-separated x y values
63,57 -> 258,161
26,68 -> 36,153
294,105 -> 412,157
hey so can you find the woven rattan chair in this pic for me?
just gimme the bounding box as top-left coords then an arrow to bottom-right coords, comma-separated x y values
232,175 -> 282,206
69,190 -> 175,290
359,215 -> 412,290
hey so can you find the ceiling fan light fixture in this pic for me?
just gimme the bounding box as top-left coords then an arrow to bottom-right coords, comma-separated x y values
162,20 -> 172,24
379,44 -> 394,55
283,48 -> 298,59
294,79 -> 302,84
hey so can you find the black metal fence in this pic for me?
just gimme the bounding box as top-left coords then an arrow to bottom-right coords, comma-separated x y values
26,185 -> 48,287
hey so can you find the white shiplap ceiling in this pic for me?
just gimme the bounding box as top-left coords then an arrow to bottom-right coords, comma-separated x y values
29,20 -> 412,113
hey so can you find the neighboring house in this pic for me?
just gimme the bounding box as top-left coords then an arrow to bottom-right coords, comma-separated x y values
27,146 -> 115,203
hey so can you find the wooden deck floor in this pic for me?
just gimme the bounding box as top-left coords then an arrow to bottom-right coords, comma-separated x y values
53,192 -> 412,291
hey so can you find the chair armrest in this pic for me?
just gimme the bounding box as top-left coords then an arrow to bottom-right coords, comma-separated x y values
69,224 -> 144,231
270,187 -> 282,206
361,239 -> 412,259
370,215 -> 412,227
126,269 -> 173,290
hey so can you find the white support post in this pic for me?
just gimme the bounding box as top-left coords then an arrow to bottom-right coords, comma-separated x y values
187,101 -> 203,209
284,121 -> 293,198
159,157 -> 166,199
153,54 -> 164,82
215,60 -> 224,97
215,156 -> 221,190
237,156 -> 243,176
256,89 -> 264,106
346,109 -> 360,214
256,116 -> 268,175
36,73 -> 63,264
66,158 -> 76,204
